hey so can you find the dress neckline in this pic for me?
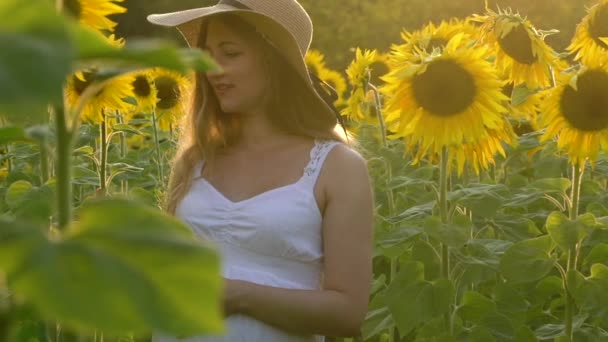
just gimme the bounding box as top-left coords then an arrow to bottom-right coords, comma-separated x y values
194,139 -> 322,206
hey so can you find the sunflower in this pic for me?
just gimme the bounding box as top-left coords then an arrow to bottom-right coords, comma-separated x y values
568,0 -> 608,68
539,65 -> 608,166
305,50 -> 347,106
472,7 -> 563,89
126,134 -> 148,151
64,0 -> 127,33
452,121 -> 517,175
390,19 -> 478,64
129,71 -> 158,114
382,33 -> 513,174
65,69 -> 135,123
341,48 -> 381,123
104,33 -> 125,47
152,69 -> 191,131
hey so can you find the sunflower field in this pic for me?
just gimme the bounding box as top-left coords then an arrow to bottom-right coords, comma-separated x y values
1,0 -> 608,341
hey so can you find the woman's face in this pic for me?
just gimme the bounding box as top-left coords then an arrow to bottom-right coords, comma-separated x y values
204,18 -> 269,115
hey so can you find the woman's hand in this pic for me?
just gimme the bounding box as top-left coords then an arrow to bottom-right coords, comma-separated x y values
222,278 -> 251,317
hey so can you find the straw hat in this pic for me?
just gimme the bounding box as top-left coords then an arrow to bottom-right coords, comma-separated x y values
147,0 -> 340,120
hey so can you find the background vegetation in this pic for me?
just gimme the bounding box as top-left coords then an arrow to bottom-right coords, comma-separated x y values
116,0 -> 594,68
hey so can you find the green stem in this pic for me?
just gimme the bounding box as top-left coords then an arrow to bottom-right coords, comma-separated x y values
6,144 -> 11,175
152,110 -> 165,188
98,115 -> 108,195
439,147 -> 450,279
564,163 -> 584,341
53,102 -> 73,342
439,147 -> 451,333
54,104 -> 73,230
39,140 -> 50,184
369,84 -> 399,342
117,112 -> 128,194
118,112 -> 127,159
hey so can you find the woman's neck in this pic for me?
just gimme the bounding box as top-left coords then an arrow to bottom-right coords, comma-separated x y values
235,111 -> 291,152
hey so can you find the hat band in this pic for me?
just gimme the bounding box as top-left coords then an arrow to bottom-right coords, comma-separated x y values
218,0 -> 251,10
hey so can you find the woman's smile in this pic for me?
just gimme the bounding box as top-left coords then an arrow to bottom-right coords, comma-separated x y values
213,83 -> 235,97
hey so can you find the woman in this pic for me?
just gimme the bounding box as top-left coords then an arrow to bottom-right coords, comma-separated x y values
147,1 -> 374,341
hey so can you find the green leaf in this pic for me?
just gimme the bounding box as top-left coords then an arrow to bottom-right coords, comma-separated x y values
469,327 -> 496,342
494,283 -> 529,316
5,180 -> 33,209
448,183 -> 507,218
534,276 -> 563,303
546,212 -> 595,251
0,126 -> 28,145
0,0 -> 73,122
411,240 -> 441,280
480,312 -> 515,340
583,243 -> 608,266
458,291 -> 497,323
534,323 -> 565,340
511,85 -> 534,106
5,198 -> 223,336
109,162 -> 145,174
530,178 -> 571,193
72,165 -> 100,186
424,215 -> 472,248
128,187 -> 158,208
112,124 -> 144,136
362,290 -> 395,340
13,181 -> 55,225
73,146 -> 95,155
500,235 -> 556,284
568,266 -> 608,319
0,219 -> 47,275
386,262 -> 454,336
514,326 -> 538,342
70,22 -> 218,74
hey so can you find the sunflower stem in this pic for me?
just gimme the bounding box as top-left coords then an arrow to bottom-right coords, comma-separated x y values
50,102 -> 74,341
370,83 -> 399,342
98,114 -> 108,196
439,146 -> 451,333
54,103 -> 73,230
6,144 -> 12,176
117,111 -> 127,159
117,112 -> 128,194
439,147 -> 450,278
39,139 -> 50,185
152,109 -> 165,188
564,162 -> 584,341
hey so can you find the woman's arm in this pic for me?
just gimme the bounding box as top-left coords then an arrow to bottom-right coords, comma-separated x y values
223,145 -> 374,337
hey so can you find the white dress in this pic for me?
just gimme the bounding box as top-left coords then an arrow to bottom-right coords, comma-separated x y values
152,139 -> 342,342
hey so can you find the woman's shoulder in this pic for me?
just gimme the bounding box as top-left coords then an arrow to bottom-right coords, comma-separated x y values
319,141 -> 370,189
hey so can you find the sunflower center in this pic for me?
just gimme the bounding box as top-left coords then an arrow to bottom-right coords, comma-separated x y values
411,59 -> 476,116
72,71 -> 97,96
588,4 -> 608,49
560,69 -> 608,132
155,76 -> 181,110
133,76 -> 152,98
64,0 -> 82,19
497,23 -> 537,65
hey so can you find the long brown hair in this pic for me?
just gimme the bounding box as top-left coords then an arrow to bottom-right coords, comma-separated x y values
163,13 -> 346,215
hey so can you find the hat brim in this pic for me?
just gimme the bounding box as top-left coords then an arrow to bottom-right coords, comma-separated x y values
147,4 -> 338,121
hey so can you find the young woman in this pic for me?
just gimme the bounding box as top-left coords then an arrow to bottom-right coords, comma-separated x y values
148,1 -> 374,341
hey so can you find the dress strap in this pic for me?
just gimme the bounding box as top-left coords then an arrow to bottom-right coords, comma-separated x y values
303,139 -> 342,185
192,159 -> 204,180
